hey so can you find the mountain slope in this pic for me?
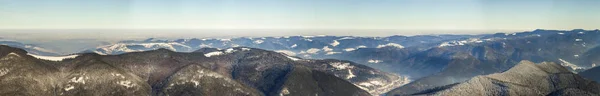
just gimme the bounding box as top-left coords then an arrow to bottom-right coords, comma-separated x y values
404,61 -> 600,96
383,29 -> 600,95
579,66 -> 600,83
1,45 -> 380,96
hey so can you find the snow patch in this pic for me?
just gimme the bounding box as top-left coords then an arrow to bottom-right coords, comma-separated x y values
6,52 -> 20,57
69,76 -> 85,84
204,51 -> 224,57
338,37 -> 355,40
325,52 -> 341,55
346,70 -> 356,79
253,40 -> 264,44
280,87 -> 290,95
64,85 -> 75,91
224,48 -> 237,53
117,80 -> 136,88
330,40 -> 340,47
368,59 -> 382,63
322,46 -> 333,52
286,56 -> 301,61
302,48 -> 321,54
377,43 -> 404,49
344,48 -> 356,52
220,39 -> 231,42
241,48 -> 251,51
558,32 -> 565,35
276,50 -> 297,56
439,38 -> 483,47
290,44 -> 297,48
357,45 -> 367,48
27,53 -> 78,61
575,39 -> 583,42
558,58 -> 584,70
0,68 -> 10,77
330,62 -> 353,70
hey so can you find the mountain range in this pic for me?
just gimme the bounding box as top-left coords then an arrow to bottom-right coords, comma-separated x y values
0,45 -> 411,95
2,29 -> 600,95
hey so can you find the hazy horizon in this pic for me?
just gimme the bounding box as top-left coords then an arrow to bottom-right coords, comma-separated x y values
2,0 -> 599,30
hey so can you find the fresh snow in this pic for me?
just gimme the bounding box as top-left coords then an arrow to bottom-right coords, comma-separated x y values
27,53 -> 78,61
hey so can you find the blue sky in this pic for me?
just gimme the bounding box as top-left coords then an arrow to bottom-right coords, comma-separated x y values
0,0 -> 599,31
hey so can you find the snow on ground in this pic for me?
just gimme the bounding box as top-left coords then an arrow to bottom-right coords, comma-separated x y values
204,51 -> 224,57
253,40 -> 264,44
302,48 -> 321,54
69,76 -> 86,84
368,59 -> 382,63
346,70 -> 356,79
357,45 -> 367,48
322,46 -> 333,52
330,40 -> 340,47
224,48 -> 237,53
27,53 -> 78,61
290,44 -> 297,48
377,43 -> 404,49
344,48 -> 356,52
325,52 -> 341,55
439,38 -> 483,47
64,85 -> 75,91
276,50 -> 297,56
330,62 -> 353,70
559,58 -> 585,70
286,56 -> 301,61
241,48 -> 251,51
117,80 -> 136,88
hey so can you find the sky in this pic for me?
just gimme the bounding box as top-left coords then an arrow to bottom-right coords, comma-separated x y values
1,0 -> 599,31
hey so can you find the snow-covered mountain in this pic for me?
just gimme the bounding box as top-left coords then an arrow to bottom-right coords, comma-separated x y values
86,35 -> 476,58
